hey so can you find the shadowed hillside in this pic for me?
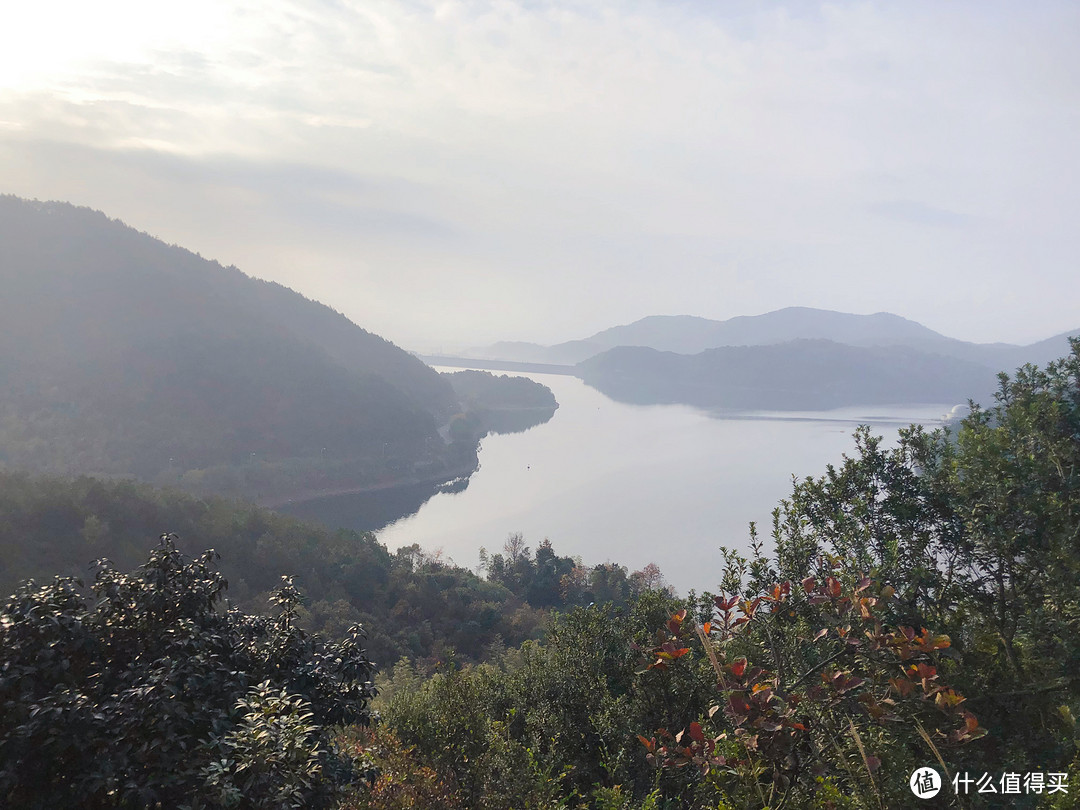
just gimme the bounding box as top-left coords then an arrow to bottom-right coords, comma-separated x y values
0,196 -> 470,501
577,339 -> 999,410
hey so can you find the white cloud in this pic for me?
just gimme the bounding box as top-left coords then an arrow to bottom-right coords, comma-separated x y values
1,1 -> 1078,347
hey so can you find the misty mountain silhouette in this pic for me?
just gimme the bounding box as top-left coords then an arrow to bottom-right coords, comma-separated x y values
469,308 -> 1078,370
0,195 -> 466,499
576,339 -> 1002,410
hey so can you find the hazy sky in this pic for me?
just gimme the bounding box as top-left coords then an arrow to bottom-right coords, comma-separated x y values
1,1 -> 1077,351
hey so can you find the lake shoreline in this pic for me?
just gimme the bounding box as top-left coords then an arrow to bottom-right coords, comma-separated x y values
263,402 -> 558,514
261,463 -> 476,510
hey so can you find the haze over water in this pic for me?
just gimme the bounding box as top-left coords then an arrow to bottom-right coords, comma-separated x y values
370,369 -> 955,594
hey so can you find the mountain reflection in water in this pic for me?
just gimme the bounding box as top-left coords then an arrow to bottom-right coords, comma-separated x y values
280,369 -> 954,593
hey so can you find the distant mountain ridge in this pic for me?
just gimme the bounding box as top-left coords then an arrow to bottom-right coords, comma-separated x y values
461,307 -> 1078,414
468,307 -> 1078,370
589,310 -> 942,353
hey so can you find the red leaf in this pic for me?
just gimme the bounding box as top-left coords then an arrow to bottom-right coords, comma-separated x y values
667,610 -> 687,633
688,722 -> 705,742
715,595 -> 738,611
889,676 -> 914,698
728,695 -> 751,717
842,676 -> 864,692
731,658 -> 747,678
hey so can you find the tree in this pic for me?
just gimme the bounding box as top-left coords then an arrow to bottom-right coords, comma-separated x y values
0,535 -> 376,808
631,563 -> 667,595
761,341 -> 1080,774
636,340 -> 1080,804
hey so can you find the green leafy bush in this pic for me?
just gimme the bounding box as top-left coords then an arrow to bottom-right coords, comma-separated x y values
0,535 -> 375,808
380,592 -> 713,809
338,728 -> 464,810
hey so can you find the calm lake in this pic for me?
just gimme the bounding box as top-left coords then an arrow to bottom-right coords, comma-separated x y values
283,369 -> 957,594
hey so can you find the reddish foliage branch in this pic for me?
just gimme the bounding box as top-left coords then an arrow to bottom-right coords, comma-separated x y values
636,569 -> 985,794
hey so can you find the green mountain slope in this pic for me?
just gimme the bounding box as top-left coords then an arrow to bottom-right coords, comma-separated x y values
0,196 -> 463,500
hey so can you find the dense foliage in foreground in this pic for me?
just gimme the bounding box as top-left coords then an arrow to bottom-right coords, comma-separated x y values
0,536 -> 375,808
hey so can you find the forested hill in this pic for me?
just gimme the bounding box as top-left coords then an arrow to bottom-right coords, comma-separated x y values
577,339 -> 999,410
0,471 -> 652,668
0,196 -> 470,501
